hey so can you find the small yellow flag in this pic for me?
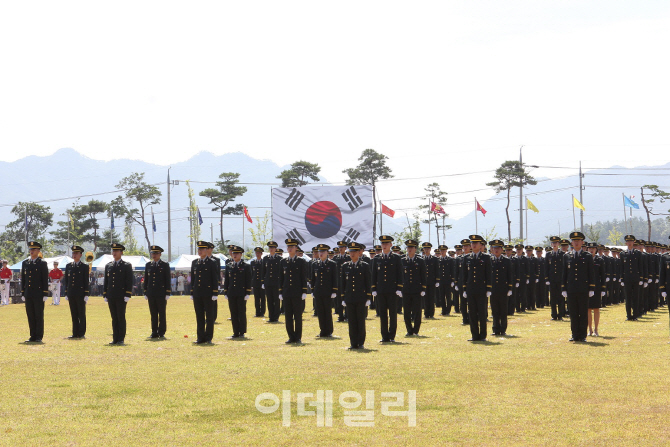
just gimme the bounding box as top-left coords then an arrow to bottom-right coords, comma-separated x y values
573,196 -> 586,211
527,198 -> 539,213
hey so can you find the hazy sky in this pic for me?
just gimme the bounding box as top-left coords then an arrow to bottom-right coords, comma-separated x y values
2,1 -> 669,219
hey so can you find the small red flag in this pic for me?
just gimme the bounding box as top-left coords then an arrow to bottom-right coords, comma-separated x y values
243,206 -> 253,223
381,203 -> 395,218
476,201 -> 487,216
430,202 -> 446,215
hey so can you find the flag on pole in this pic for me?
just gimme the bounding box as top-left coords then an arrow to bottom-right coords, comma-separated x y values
381,203 -> 395,218
527,198 -> 539,213
151,208 -> 156,232
244,206 -> 253,223
476,201 -> 487,216
110,210 -> 115,229
573,196 -> 586,211
624,195 -> 639,209
430,202 -> 446,214
197,207 -> 203,225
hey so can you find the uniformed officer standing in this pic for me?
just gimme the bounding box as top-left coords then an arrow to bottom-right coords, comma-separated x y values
515,244 -> 530,312
143,245 -> 171,339
545,236 -> 566,320
456,240 -> 472,324
250,247 -> 266,317
620,235 -> 644,321
534,247 -> 546,309
333,241 -> 351,322
504,245 -> 517,315
63,245 -> 90,339
401,240 -> 426,336
103,243 -> 134,345
437,245 -> 454,315
190,241 -> 220,344
261,241 -> 282,322
21,241 -> 49,343
524,246 -> 537,310
489,240 -> 513,336
658,238 -> 670,319
280,238 -> 309,344
223,245 -> 252,338
462,235 -> 492,341
421,242 -> 440,319
371,235 -> 403,343
341,242 -> 371,349
311,244 -> 337,338
561,232 -> 595,342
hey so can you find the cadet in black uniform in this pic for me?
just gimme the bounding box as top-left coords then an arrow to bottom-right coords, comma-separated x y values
401,239 -> 426,336
223,245 -> 252,338
659,239 -> 670,318
421,242 -> 440,319
103,243 -> 134,345
63,245 -> 90,339
524,246 -> 537,310
190,241 -> 220,344
371,235 -> 404,343
620,235 -> 644,320
456,240 -> 472,324
504,245 -> 517,315
534,247 -> 546,309
261,241 -> 282,322
462,235 -> 492,341
489,240 -> 513,336
21,241 -> 49,343
143,245 -> 171,339
586,242 -> 606,337
311,243 -> 337,338
561,232 -> 595,342
545,236 -> 566,320
280,238 -> 309,344
333,241 -> 350,322
515,244 -> 530,312
340,242 -> 371,349
250,247 -> 266,317
438,245 -> 454,315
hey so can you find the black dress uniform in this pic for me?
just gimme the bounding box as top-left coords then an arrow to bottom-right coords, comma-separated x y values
341,244 -> 371,349
659,249 -> 670,308
143,246 -> 171,338
333,243 -> 351,321
588,244 -> 607,309
620,236 -> 644,320
191,242 -> 220,343
437,248 -> 454,315
504,246 -> 517,315
371,238 -> 404,342
103,244 -> 134,345
489,241 -> 513,336
223,247 -> 252,338
525,248 -> 538,310
545,239 -> 567,319
422,243 -> 440,318
261,242 -> 282,322
63,246 -> 90,338
280,240 -> 309,343
250,249 -> 266,317
21,242 -> 49,342
515,247 -> 531,312
562,233 -> 596,342
311,246 -> 337,337
401,241 -> 427,336
462,236 -> 493,341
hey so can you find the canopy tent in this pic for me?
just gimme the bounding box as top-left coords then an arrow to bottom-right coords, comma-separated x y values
8,255 -> 75,272
90,254 -> 150,271
169,253 -> 228,271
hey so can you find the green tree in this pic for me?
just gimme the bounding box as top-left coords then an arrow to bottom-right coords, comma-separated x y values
51,199 -> 108,252
640,185 -> 670,241
418,182 -> 450,244
392,213 -> 422,244
199,172 -> 247,247
3,202 -> 54,250
486,161 -> 537,242
607,227 -> 623,246
187,181 -> 201,254
122,223 -> 148,256
114,172 -> 162,251
97,228 -> 122,254
343,149 -> 394,240
277,161 -> 321,187
586,224 -> 602,244
246,211 -> 271,258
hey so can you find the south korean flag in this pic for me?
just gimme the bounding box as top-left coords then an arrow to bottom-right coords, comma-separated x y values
271,185 -> 374,250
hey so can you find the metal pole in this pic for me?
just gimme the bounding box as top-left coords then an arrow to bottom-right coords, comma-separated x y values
622,193 -> 627,229
242,214 -> 245,250
211,223 -> 213,243
572,195 -> 576,231
167,168 -> 172,261
579,161 -> 584,233
427,199 -> 431,244
519,146 -> 524,241
475,197 -> 478,234
379,201 -> 383,236
525,201 -> 528,242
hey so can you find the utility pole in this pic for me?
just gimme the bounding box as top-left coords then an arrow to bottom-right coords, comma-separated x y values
519,146 -> 524,241
579,161 -> 584,233
167,168 -> 171,261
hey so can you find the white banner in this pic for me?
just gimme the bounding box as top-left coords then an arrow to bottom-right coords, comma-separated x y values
271,185 -> 374,250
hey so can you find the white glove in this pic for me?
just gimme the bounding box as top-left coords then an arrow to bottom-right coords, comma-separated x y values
84,296 -> 88,303
64,295 -> 69,301
212,295 -> 218,301
463,292 -> 467,298
330,293 -> 336,298
190,295 -> 193,300
365,300 -> 371,306
104,298 -> 108,302
43,296 -> 48,302
165,295 -> 169,301
435,282 -> 440,287
639,281 -> 643,286
223,295 -> 228,300
662,292 -> 667,298
535,279 -> 539,283
21,296 -> 25,302
244,295 -> 250,300
450,282 -> 454,287
486,292 -> 491,297
372,291 -> 377,296
144,295 -> 148,300
455,286 -> 459,291
589,291 -> 595,298
507,290 -> 512,296
601,291 -> 606,297
301,293 -> 306,300
396,290 -> 402,298
545,281 -> 550,286
279,294 -> 283,301
648,279 -> 653,283
606,278 -> 610,282
261,284 -> 265,289
619,279 -> 622,283
656,279 -> 659,283
562,291 -> 567,298
621,282 -> 624,287
341,301 -> 346,307
420,291 -> 425,297
526,280 -> 529,284
124,297 -> 130,302
515,283 -> 519,288
644,283 -> 648,288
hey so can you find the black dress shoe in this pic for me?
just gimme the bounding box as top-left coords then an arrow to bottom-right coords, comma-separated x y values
285,339 -> 293,344
117,341 -> 125,346
150,334 -> 159,339
109,341 -> 117,345
380,339 -> 390,343
193,340 -> 205,344
295,339 -> 302,344
468,338 -> 478,342
67,335 -> 78,339
347,346 -> 357,350
405,332 -> 413,337
358,345 -> 365,349
569,338 -> 575,342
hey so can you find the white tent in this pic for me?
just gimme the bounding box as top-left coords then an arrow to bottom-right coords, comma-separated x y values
90,254 -> 150,271
169,254 -> 228,271
8,255 -> 74,272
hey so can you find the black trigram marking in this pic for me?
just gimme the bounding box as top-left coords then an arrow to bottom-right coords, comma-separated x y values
285,188 -> 306,211
342,186 -> 364,211
342,228 -> 360,244
286,228 -> 306,245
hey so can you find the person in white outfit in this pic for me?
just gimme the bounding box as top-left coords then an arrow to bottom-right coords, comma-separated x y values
49,261 -> 64,305
0,260 -> 12,305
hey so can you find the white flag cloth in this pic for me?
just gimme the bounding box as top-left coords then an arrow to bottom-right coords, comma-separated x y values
272,185 -> 373,250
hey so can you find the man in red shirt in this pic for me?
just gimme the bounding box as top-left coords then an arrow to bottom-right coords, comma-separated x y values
49,261 -> 64,305
0,260 -> 12,305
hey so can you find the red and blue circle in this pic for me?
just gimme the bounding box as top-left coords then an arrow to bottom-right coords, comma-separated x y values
305,201 -> 342,238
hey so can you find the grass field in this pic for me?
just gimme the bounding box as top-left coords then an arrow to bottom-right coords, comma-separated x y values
1,296 -> 669,446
